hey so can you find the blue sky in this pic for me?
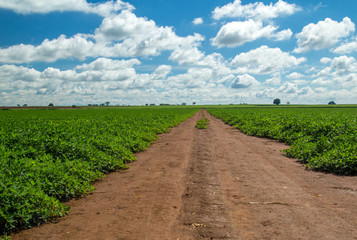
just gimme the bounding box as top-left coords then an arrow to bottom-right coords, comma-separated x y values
0,0 -> 356,106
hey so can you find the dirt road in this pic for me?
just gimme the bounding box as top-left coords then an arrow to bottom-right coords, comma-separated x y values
12,110 -> 357,239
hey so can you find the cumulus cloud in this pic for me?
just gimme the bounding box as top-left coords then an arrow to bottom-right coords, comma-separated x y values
294,17 -> 355,53
75,57 -> 140,71
312,56 -> 357,89
287,72 -> 304,79
231,45 -> 306,74
0,0 -> 134,16
0,11 -> 204,64
94,11 -> 205,58
212,0 -> 300,21
152,65 -> 172,80
95,10 -> 158,42
330,55 -> 357,75
169,47 -> 205,65
211,20 -> 291,47
333,38 -> 357,54
167,68 -> 214,89
193,17 -> 203,25
0,65 -> 40,82
231,74 -> 259,88
278,82 -> 299,94
320,57 -> 332,64
0,58 -> 170,94
273,28 -> 293,41
0,34 -> 98,63
335,73 -> 357,88
265,73 -> 281,85
0,59 -> 184,107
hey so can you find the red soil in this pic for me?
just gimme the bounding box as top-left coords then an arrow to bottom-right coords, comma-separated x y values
12,110 -> 357,239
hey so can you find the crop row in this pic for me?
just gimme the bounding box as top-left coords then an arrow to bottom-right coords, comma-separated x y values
208,107 -> 357,175
0,107 -> 198,236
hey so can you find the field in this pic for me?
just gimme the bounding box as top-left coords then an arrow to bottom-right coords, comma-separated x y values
209,107 -> 357,175
0,107 -> 198,236
208,106 -> 357,175
1,105 -> 357,239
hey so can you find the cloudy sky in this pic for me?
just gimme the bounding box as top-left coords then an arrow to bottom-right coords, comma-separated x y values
0,0 -> 356,106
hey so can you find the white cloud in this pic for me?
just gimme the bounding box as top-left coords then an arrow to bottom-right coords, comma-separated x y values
193,17 -> 203,25
278,82 -> 298,94
287,72 -> 304,79
75,57 -> 140,71
294,17 -> 355,53
169,47 -> 204,65
312,56 -> 357,89
320,57 -> 332,64
293,79 -> 308,85
0,59 -> 170,98
94,11 -> 206,58
265,73 -> 281,85
167,68 -> 213,89
330,55 -> 356,75
73,58 -> 141,82
212,0 -> 300,21
0,65 -> 40,82
311,77 -> 332,86
273,28 -> 293,41
314,87 -> 328,93
333,38 -> 357,54
0,11 -> 204,64
95,10 -> 158,42
0,0 -> 134,16
231,45 -> 306,74
314,2 -> 327,11
211,20 -> 291,47
152,65 -> 172,80
231,74 -> 259,89
335,73 -> 357,88
0,34 -> 97,63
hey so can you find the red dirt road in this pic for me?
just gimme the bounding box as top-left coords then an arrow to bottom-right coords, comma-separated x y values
12,110 -> 357,239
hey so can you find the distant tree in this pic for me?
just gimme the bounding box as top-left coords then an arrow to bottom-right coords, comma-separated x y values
328,101 -> 336,105
105,101 -> 110,106
23,104 -> 27,107
193,102 -> 196,105
273,98 -> 281,105
286,101 -> 290,105
48,103 -> 54,107
182,103 -> 186,106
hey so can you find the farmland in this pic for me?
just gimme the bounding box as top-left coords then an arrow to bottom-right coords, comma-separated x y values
0,107 -> 198,236
1,105 -> 357,239
208,106 -> 357,175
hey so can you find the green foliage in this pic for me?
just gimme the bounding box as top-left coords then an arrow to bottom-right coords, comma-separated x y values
208,107 -> 357,175
195,118 -> 209,129
0,107 -> 198,235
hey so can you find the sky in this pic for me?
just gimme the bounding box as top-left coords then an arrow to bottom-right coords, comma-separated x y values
0,0 -> 356,106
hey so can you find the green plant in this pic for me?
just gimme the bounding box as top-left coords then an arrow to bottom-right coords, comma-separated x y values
195,118 -> 209,129
0,107 -> 200,235
208,106 -> 357,175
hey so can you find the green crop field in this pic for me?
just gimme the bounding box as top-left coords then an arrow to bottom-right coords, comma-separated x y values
208,106 -> 357,176
0,107 -> 198,236
1,105 -> 357,237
